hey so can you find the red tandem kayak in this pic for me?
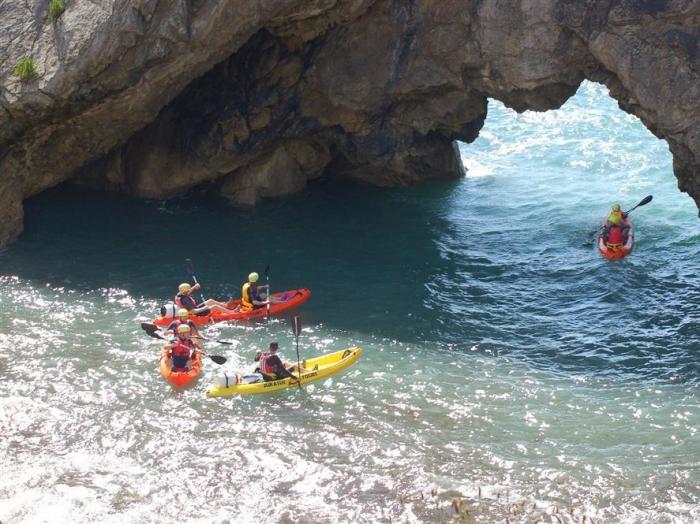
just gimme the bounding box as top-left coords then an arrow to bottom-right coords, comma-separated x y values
153,288 -> 310,327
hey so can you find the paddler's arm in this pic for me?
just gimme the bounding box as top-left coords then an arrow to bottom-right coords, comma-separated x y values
270,356 -> 298,381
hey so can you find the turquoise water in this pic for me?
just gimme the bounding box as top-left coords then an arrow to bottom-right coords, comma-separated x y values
1,81 -> 699,522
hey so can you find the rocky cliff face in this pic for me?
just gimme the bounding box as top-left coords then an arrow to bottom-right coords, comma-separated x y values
1,0 -> 699,246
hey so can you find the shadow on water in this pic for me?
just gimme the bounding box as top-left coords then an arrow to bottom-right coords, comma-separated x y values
2,179 -> 700,383
0,180 -> 456,337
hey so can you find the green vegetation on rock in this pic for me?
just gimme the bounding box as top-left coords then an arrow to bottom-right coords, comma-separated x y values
14,59 -> 38,81
48,0 -> 65,21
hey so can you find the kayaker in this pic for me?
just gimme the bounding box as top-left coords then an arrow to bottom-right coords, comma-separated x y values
175,282 -> 232,315
168,324 -> 198,371
166,308 -> 202,339
239,272 -> 282,312
256,342 -> 306,382
601,203 -> 630,239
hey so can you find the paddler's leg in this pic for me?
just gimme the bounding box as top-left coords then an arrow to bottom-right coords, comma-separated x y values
196,302 -> 234,314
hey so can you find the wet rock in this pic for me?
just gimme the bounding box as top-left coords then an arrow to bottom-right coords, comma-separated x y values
1,0 -> 700,245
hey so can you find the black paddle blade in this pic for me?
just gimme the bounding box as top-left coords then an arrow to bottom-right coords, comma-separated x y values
625,195 -> 653,214
292,316 -> 302,337
209,355 -> 227,365
184,258 -> 195,275
264,264 -> 270,277
215,340 -> 234,345
140,322 -> 165,340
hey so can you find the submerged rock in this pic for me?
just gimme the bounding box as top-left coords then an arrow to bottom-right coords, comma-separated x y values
1,0 -> 699,245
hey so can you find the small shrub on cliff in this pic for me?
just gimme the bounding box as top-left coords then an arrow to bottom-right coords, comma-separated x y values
48,0 -> 65,20
14,59 -> 38,81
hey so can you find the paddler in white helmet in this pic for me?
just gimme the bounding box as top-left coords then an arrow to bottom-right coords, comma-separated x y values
165,308 -> 203,341
175,282 -> 232,315
167,324 -> 198,371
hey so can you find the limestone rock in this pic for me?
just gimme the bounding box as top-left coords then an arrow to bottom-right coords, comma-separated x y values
2,0 -> 700,246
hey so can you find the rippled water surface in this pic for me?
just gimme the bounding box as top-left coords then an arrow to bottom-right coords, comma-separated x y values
2,82 -> 699,522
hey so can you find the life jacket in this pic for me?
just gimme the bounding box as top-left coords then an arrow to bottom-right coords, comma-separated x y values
241,282 -> 254,312
174,293 -> 187,309
171,338 -> 194,359
606,225 -> 624,249
258,353 -> 276,378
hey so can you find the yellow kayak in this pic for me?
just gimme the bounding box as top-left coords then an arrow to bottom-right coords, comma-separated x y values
206,347 -> 363,397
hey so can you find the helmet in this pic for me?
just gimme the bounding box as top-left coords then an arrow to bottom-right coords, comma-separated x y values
177,324 -> 191,334
248,272 -> 259,283
176,308 -> 189,318
178,283 -> 191,294
611,203 -> 621,212
608,213 -> 622,225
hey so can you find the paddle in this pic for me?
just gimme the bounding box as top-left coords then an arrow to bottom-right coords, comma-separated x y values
139,323 -> 227,364
589,195 -> 654,243
624,194 -> 653,214
184,258 -> 206,305
192,349 -> 227,365
265,264 -> 271,322
292,315 -> 302,389
140,322 -> 235,346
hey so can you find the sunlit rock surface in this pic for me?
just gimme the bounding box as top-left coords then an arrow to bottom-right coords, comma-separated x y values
1,0 -> 699,245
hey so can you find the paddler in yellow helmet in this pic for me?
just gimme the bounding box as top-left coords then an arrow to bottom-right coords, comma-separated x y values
167,324 -> 198,371
165,308 -> 202,340
602,203 -> 630,238
240,272 -> 283,312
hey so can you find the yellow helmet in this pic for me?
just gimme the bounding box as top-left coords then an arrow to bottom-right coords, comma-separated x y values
176,308 -> 189,318
608,213 -> 622,225
611,203 -> 621,212
248,272 -> 259,283
177,324 -> 191,334
178,283 -> 191,294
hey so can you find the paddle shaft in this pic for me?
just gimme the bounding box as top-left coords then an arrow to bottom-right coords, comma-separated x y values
293,316 -> 302,389
295,337 -> 302,388
184,259 -> 206,305
265,265 -> 271,321
624,195 -> 653,215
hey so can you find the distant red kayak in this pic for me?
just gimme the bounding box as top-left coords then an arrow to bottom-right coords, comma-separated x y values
598,219 -> 634,260
153,288 -> 311,326
159,346 -> 203,387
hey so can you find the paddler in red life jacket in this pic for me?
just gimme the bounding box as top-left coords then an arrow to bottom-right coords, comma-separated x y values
256,342 -> 308,382
601,203 -> 630,242
168,324 -> 198,371
166,308 -> 202,340
175,282 -> 232,315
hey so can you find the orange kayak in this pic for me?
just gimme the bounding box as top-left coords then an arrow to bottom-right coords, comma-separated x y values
598,219 -> 634,260
154,288 -> 310,327
159,346 -> 203,387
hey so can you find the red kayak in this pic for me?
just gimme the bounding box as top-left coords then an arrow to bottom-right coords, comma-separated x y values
153,288 -> 311,327
159,346 -> 203,387
598,218 -> 634,260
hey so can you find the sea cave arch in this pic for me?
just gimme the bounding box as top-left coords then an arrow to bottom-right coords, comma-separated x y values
1,0 -> 699,247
